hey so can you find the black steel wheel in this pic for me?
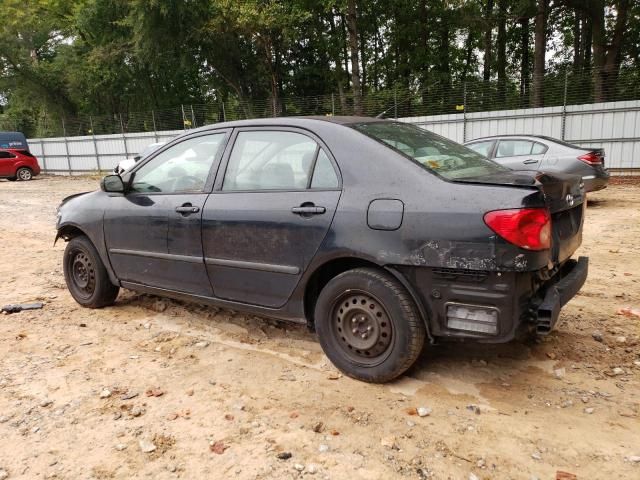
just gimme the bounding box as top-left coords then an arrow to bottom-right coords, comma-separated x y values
331,291 -> 394,365
315,268 -> 426,383
63,236 -> 119,308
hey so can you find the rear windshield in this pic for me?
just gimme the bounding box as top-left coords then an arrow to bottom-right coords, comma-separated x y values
352,122 -> 508,180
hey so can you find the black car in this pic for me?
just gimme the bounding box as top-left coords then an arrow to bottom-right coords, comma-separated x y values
56,117 -> 588,383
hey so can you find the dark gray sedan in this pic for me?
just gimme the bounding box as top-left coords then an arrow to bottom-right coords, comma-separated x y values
56,117 -> 588,383
465,135 -> 610,192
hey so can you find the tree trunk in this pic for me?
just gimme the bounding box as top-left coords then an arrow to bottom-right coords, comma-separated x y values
572,10 -> 583,73
418,0 -> 430,105
328,12 -> 348,113
496,0 -> 507,105
602,0 -> 630,101
359,8 -> 367,93
532,0 -> 547,108
483,0 -> 494,83
519,16 -> 531,106
589,0 -> 606,102
582,15 -> 592,71
346,0 -> 362,115
340,14 -> 351,89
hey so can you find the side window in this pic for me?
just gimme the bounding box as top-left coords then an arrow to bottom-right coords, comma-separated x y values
531,142 -> 547,154
223,131 -> 318,191
311,150 -> 339,189
496,140 -> 534,158
130,133 -> 225,194
467,141 -> 494,158
0,151 -> 15,159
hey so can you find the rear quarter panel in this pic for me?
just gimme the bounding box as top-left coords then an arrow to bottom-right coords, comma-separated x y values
300,123 -> 552,276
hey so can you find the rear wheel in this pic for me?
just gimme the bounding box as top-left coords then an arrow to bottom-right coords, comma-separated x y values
63,236 -> 119,308
314,268 -> 426,383
16,167 -> 33,181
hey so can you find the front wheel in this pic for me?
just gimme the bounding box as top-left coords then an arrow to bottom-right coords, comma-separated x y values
16,167 -> 33,181
314,268 -> 426,383
63,236 -> 119,308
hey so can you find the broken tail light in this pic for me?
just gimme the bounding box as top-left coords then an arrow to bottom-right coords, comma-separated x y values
484,208 -> 551,251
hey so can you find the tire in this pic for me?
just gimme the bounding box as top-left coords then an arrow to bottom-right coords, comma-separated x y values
16,167 -> 33,181
314,268 -> 426,383
63,236 -> 119,308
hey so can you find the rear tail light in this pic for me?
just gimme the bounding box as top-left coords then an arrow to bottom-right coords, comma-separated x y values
578,152 -> 602,165
484,208 -> 551,251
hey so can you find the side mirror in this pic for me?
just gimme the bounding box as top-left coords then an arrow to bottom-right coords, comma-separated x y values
133,155 -> 141,162
101,174 -> 125,193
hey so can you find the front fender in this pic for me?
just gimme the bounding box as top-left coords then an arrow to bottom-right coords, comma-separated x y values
55,191 -> 120,286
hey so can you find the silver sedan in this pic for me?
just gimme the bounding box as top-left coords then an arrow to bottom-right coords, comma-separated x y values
465,135 -> 610,192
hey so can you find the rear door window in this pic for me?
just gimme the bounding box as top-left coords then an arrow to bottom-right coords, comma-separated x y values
311,150 -> 339,189
531,142 -> 548,154
467,141 -> 495,158
223,131 -> 319,191
496,140 -> 535,157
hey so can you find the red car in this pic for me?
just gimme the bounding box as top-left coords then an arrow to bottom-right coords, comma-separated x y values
0,149 -> 41,181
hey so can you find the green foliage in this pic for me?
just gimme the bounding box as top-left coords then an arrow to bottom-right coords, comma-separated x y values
0,0 -> 638,137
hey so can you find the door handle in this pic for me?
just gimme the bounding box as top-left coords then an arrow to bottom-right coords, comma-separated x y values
175,204 -> 200,214
291,205 -> 326,215
523,159 -> 539,165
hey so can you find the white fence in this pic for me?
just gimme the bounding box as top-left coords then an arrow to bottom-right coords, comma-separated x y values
28,99 -> 640,174
400,99 -> 640,173
28,130 -> 183,175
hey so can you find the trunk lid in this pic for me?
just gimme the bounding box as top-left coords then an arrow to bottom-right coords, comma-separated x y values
456,170 -> 585,264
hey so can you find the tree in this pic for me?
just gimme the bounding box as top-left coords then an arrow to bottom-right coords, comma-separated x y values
532,0 -> 548,107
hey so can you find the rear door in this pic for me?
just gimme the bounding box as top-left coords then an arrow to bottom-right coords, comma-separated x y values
104,131 -> 229,296
493,139 -> 547,171
202,128 -> 342,308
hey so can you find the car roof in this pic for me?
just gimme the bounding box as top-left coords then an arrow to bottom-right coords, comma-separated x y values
187,115 -> 388,134
465,134 -> 558,143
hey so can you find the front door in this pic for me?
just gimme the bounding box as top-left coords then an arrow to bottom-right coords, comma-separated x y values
0,151 -> 16,177
493,139 -> 547,171
202,129 -> 342,308
104,132 -> 228,296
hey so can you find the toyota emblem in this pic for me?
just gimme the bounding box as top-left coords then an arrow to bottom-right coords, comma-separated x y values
566,194 -> 575,207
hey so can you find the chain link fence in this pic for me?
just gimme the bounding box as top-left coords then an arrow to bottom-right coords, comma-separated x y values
1,66 -> 638,139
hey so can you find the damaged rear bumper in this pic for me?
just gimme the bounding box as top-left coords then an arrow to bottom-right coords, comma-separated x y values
535,256 -> 588,335
397,256 -> 589,343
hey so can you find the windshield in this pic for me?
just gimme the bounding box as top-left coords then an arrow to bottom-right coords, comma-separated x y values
352,122 -> 508,180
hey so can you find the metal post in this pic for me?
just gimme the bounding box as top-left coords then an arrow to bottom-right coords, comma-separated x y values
561,69 -> 569,141
190,105 -> 197,128
221,100 -> 226,122
273,97 -> 277,118
40,139 -> 48,174
62,118 -> 72,174
331,93 -> 335,116
394,87 -> 398,120
89,116 -> 102,173
151,110 -> 159,143
463,82 -> 468,143
120,114 -> 129,163
181,104 -> 187,129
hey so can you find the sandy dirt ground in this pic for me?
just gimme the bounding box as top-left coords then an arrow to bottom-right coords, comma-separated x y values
0,175 -> 638,480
